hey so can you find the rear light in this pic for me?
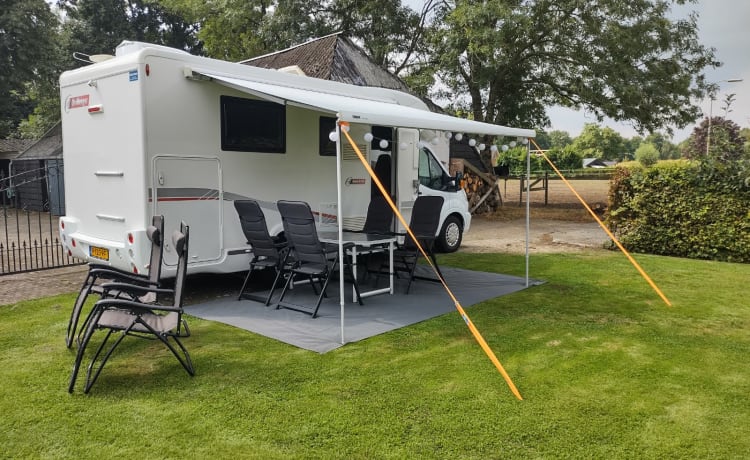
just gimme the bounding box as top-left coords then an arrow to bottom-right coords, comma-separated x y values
71,239 -> 76,247
67,250 -> 72,257
128,233 -> 134,244
132,266 -> 139,274
60,220 -> 65,230
145,64 -> 150,76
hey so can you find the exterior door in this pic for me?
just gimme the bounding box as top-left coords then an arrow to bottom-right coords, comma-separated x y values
153,156 -> 222,266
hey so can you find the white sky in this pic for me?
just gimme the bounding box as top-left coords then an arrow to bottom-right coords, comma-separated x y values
404,0 -> 750,142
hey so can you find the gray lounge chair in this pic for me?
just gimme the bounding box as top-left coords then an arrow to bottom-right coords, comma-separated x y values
68,222 -> 193,394
66,215 -> 164,348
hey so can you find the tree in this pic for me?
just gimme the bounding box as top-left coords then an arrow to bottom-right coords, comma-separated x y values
644,132 -> 680,160
428,0 -> 717,132
683,117 -> 744,163
548,130 -> 573,149
623,135 -> 643,161
635,142 -> 659,167
163,0 -> 433,75
59,0 -> 201,62
0,0 -> 60,137
571,123 -> 625,160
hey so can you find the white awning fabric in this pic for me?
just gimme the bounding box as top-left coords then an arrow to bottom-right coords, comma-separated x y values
197,71 -> 536,139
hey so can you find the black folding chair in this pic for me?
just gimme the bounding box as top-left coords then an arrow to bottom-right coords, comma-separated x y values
234,200 -> 290,305
348,195 -> 394,235
275,200 -> 363,318
68,222 -> 193,394
66,215 -> 164,348
392,195 -> 445,294
346,195 -> 395,281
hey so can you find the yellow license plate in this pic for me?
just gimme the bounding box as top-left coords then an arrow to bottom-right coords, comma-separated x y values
90,246 -> 110,261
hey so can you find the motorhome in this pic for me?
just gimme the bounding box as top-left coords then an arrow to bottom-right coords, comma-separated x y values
59,41 -> 534,275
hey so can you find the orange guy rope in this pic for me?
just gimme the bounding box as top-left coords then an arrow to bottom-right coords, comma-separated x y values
528,138 -> 672,307
340,123 -> 523,400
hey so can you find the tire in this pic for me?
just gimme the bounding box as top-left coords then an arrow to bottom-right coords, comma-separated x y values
437,215 -> 462,253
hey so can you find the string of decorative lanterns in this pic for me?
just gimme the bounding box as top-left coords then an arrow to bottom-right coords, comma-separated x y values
329,127 -> 529,153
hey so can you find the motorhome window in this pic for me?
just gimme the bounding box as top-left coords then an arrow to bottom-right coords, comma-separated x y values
418,147 -> 446,190
220,96 -> 285,153
371,126 -> 393,151
319,116 -> 337,156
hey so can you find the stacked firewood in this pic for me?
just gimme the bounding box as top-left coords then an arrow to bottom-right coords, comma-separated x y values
449,159 -> 503,214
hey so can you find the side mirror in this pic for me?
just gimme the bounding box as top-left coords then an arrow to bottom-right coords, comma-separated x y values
454,171 -> 463,182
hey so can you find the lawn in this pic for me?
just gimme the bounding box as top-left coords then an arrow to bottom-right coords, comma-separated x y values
1,251 -> 748,458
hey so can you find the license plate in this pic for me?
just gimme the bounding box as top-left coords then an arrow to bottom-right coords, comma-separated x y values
90,246 -> 110,261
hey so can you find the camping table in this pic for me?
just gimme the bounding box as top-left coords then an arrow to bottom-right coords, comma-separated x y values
318,231 -> 396,302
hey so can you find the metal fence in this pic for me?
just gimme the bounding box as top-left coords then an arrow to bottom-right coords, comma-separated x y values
0,163 -> 82,275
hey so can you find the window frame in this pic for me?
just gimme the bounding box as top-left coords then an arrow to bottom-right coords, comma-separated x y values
220,95 -> 286,153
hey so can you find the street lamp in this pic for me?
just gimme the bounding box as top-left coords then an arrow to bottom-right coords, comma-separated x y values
706,78 -> 743,155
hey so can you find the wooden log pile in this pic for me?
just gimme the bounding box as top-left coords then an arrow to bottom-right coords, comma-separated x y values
449,159 -> 503,214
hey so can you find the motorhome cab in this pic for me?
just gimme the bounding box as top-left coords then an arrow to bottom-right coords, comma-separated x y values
59,41 -> 534,275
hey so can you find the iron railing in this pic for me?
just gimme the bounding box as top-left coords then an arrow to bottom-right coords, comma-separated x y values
1,163 -> 83,275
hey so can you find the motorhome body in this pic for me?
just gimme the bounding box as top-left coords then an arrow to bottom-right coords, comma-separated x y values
59,41 -> 534,275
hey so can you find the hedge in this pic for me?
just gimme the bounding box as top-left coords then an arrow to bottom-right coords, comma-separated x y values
606,160 -> 750,263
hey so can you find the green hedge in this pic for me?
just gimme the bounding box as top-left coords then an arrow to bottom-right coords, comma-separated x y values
606,160 -> 750,263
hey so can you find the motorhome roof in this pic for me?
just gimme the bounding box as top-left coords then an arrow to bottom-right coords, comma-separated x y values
61,41 -> 536,139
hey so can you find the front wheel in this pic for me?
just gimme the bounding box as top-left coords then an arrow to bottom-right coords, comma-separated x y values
437,215 -> 462,253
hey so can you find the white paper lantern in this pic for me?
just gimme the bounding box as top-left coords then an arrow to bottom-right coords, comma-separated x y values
379,139 -> 389,149
478,143 -> 486,151
455,133 -> 463,141
501,145 -> 509,152
364,132 -> 374,142
431,137 -> 440,145
341,124 -> 350,133
509,141 -> 517,148
468,139 -> 476,147
490,145 -> 498,153
399,142 -> 408,150
329,131 -> 339,142
445,131 -> 453,139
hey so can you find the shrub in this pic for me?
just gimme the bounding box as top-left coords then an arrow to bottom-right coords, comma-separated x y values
634,143 -> 659,167
606,160 -> 750,263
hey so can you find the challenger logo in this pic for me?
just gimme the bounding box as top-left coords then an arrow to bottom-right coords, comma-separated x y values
67,95 -> 90,109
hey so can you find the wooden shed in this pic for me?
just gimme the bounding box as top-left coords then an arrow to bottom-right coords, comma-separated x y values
10,122 -> 65,215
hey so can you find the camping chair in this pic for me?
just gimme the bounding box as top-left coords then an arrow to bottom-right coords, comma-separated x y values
391,195 -> 445,294
65,215 -> 164,349
234,200 -> 290,305
68,222 -> 193,394
345,195 -> 394,281
346,195 -> 394,235
275,200 -> 363,318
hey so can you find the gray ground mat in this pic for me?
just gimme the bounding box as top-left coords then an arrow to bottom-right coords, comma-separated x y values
185,266 -> 540,353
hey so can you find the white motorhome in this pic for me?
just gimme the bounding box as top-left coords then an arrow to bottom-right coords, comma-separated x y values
59,41 -> 534,275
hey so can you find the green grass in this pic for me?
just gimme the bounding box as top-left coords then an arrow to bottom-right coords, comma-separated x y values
1,252 -> 749,458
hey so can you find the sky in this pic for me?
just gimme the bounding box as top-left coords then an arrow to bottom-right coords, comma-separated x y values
404,0 -> 750,143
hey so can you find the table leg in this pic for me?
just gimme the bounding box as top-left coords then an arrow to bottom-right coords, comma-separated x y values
389,240 -> 394,295
351,246 -> 358,302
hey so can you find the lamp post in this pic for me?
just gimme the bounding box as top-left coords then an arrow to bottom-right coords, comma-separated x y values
706,78 -> 743,155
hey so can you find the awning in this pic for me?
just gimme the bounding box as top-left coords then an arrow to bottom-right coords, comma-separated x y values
193,70 -> 536,139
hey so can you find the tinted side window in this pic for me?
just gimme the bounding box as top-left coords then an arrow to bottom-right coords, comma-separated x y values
220,95 -> 285,153
319,116 -> 337,156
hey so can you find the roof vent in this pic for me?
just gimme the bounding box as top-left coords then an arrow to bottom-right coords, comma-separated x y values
278,65 -> 306,76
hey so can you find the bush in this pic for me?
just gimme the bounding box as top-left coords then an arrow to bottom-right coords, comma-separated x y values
634,143 -> 659,167
606,160 -> 750,263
